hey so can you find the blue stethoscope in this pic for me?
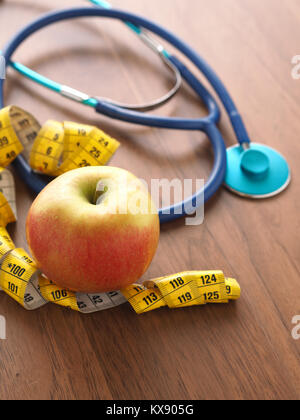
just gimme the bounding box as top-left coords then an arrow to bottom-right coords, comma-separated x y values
0,0 -> 291,224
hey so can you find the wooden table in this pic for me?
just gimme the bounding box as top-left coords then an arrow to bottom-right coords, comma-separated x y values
0,0 -> 299,400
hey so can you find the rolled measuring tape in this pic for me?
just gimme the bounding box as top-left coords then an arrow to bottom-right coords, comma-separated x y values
0,105 -> 241,314
29,119 -> 120,176
0,105 -> 120,175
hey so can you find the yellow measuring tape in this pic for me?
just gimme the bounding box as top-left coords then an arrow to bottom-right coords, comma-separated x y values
122,274 -> 240,314
0,105 -> 120,175
29,120 -> 120,176
0,105 -> 241,314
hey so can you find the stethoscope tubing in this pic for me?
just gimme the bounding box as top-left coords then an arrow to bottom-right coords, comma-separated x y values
1,7 -> 248,139
0,6 -> 249,222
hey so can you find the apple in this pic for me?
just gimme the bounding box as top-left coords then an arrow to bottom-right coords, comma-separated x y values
26,167 -> 160,293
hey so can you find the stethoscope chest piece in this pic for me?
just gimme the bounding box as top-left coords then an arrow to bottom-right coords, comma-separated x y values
225,143 -> 291,198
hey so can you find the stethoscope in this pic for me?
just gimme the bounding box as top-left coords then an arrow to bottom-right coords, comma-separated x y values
0,0 -> 291,224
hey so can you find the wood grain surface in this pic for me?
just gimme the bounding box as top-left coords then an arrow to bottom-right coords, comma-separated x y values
0,0 -> 299,400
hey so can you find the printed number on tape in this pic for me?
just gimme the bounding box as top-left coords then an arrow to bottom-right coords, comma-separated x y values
0,105 -> 41,166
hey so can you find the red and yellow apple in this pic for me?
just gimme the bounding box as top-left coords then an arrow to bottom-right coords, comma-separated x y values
26,167 -> 160,293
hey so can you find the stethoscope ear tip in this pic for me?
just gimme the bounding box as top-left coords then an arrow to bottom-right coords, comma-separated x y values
225,143 -> 291,199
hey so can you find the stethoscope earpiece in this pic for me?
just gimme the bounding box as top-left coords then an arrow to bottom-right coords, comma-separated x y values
225,143 -> 291,198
